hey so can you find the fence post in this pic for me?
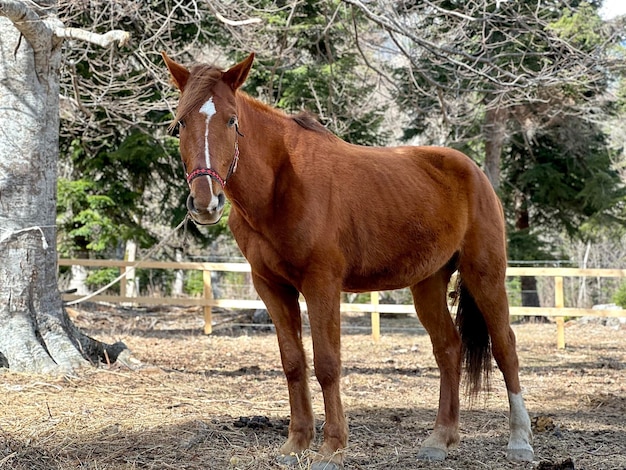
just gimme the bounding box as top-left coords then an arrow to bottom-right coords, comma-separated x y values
371,291 -> 380,342
554,276 -> 565,349
119,266 -> 126,299
203,268 -> 213,335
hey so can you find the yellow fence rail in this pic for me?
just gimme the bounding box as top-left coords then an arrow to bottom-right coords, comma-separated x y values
58,259 -> 626,347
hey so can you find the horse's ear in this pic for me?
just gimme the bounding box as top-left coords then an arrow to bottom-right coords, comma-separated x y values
161,51 -> 190,92
223,53 -> 255,91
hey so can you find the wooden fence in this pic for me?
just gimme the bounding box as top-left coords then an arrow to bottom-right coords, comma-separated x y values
58,259 -> 626,348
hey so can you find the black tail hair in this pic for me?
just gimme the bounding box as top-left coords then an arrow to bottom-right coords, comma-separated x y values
454,278 -> 492,400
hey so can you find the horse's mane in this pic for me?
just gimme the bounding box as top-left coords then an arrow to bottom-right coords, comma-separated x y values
239,93 -> 332,136
292,112 -> 330,134
176,63 -> 331,136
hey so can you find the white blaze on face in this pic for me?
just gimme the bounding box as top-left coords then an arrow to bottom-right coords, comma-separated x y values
199,97 -> 216,169
198,97 -> 219,210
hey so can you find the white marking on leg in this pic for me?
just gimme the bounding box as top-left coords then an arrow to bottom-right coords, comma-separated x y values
507,391 -> 534,461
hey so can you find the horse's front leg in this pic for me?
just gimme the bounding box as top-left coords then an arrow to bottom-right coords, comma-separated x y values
302,277 -> 347,469
251,274 -> 315,462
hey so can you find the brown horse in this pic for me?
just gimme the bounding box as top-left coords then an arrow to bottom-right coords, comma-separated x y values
162,52 -> 534,469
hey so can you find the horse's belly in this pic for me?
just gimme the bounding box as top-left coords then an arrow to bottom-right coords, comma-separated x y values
342,264 -> 433,292
343,279 -> 411,293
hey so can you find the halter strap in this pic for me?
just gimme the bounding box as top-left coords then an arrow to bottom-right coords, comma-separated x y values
186,167 -> 225,187
185,140 -> 240,188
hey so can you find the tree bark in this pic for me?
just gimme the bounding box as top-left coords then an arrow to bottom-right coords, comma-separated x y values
0,1 -> 126,374
69,262 -> 90,296
483,107 -> 508,190
173,248 -> 185,296
514,193 -> 544,322
124,239 -> 138,298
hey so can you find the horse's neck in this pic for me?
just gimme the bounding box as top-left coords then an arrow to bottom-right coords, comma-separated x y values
227,94 -> 287,225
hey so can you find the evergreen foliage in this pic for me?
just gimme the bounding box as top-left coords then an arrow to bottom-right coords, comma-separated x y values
57,0 -> 389,260
55,0 -> 626,269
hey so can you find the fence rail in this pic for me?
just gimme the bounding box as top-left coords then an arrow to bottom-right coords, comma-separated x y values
58,259 -> 626,348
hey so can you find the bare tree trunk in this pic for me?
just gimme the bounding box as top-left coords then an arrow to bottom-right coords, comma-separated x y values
124,238 -> 138,298
0,2 -> 126,374
173,248 -> 185,296
513,192 -> 547,325
69,250 -> 91,295
577,240 -> 591,307
483,107 -> 507,190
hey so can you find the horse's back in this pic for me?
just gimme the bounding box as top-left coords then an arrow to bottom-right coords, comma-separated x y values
335,143 -> 504,239
231,137 -> 506,292
319,143 -> 507,290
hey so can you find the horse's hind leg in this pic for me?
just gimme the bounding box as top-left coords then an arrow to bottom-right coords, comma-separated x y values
251,273 -> 315,463
459,261 -> 534,462
409,266 -> 461,461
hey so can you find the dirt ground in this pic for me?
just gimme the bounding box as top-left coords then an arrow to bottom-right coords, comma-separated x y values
1,305 -> 625,470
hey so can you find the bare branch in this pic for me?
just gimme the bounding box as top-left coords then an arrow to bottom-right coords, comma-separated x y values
55,27 -> 130,48
213,11 -> 261,26
344,0 -> 622,127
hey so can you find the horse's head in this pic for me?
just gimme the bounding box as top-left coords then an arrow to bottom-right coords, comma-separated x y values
162,52 -> 254,225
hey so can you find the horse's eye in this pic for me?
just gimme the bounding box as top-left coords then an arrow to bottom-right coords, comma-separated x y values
228,116 -> 237,127
170,119 -> 185,137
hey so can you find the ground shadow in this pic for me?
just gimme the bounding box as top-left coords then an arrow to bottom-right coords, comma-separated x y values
3,403 -> 624,470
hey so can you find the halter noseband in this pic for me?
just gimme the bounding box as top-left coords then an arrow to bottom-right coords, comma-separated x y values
186,167 -> 226,187
185,129 -> 241,188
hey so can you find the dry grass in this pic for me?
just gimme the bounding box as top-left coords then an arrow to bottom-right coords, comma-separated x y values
1,305 -> 625,469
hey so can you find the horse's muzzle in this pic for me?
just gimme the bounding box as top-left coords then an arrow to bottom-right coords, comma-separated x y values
186,192 -> 225,225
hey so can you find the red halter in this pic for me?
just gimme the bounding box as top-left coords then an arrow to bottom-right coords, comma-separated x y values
185,139 -> 240,188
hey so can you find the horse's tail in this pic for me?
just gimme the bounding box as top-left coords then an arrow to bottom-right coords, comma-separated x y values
454,278 -> 492,400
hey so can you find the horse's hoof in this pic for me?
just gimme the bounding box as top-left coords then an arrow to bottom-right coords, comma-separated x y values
276,453 -> 300,466
417,446 -> 447,461
507,447 -> 534,462
310,462 -> 343,470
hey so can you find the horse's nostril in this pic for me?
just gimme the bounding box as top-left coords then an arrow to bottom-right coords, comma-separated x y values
186,194 -> 197,213
207,192 -> 226,213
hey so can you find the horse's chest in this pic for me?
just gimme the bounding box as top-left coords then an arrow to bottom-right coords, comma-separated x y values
230,224 -> 306,284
